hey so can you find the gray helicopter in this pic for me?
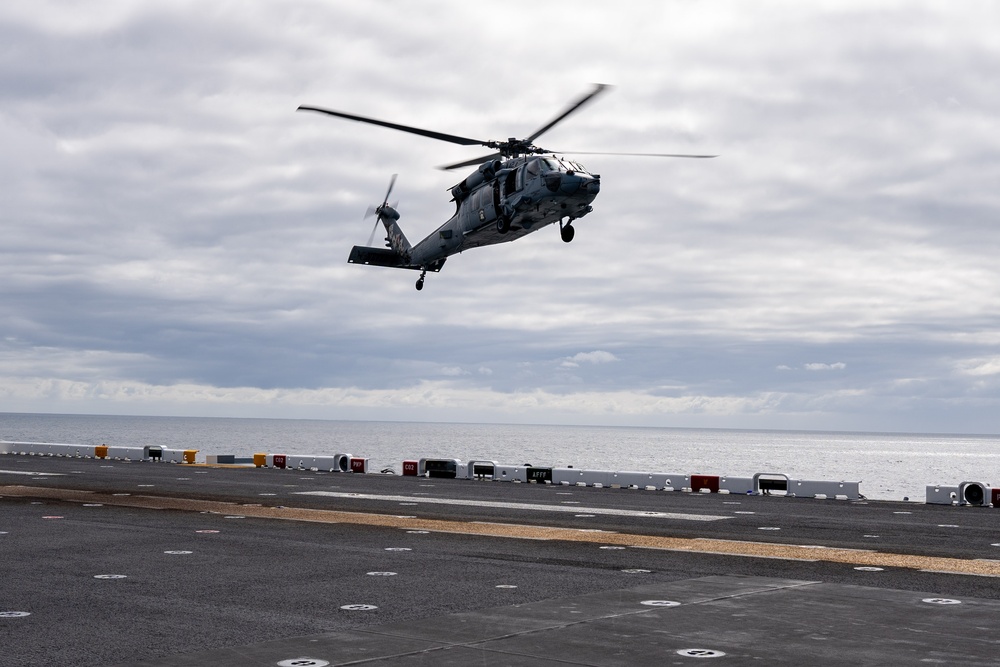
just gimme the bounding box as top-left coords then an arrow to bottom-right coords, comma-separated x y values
298,84 -> 713,290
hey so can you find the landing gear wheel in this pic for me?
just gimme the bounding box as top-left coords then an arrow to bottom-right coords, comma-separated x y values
560,223 -> 575,243
497,216 -> 511,234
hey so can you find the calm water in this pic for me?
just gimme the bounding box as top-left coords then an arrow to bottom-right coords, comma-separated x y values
3,412 -> 999,502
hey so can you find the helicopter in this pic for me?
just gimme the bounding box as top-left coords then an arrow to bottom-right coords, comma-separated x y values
298,84 -> 714,290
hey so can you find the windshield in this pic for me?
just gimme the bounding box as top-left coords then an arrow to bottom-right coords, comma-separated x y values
543,157 -> 589,175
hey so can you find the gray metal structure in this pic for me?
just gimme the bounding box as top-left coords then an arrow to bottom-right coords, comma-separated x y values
298,85 -> 714,290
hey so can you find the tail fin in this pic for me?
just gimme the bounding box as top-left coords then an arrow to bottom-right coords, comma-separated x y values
348,202 -> 415,269
355,174 -> 412,265
377,206 -> 412,263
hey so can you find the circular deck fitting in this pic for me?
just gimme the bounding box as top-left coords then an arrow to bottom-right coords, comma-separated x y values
641,600 -> 681,607
854,567 -> 884,572
758,526 -> 781,531
366,572 -> 397,576
496,585 -> 518,589
405,530 -> 429,534
599,546 -> 625,550
384,547 -> 412,551
622,569 -> 651,574
340,604 -> 378,611
93,574 -> 127,580
0,611 -> 31,618
164,550 -> 193,555
277,658 -> 330,667
922,598 -> 961,605
677,648 -> 726,658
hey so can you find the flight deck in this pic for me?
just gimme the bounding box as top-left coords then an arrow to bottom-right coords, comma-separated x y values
2,453 -> 999,666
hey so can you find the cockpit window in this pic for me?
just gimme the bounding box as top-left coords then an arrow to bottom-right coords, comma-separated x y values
526,159 -> 540,179
542,158 -> 561,172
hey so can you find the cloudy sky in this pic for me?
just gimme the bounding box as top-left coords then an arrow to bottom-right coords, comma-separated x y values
3,1 -> 1000,433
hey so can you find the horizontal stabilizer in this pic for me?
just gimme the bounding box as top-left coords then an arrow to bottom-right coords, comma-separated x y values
348,246 -> 446,272
348,246 -> 407,268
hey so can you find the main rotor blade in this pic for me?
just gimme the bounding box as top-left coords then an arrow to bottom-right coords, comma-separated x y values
438,152 -> 502,171
297,105 -> 485,147
525,83 -> 611,144
557,150 -> 718,159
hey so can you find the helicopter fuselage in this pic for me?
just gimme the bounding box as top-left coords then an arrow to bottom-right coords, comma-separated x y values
408,155 -> 600,267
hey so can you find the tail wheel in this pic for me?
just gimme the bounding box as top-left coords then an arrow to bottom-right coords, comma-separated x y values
497,216 -> 511,234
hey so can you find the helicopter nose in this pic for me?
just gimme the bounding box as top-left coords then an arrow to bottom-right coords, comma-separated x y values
561,173 -> 601,196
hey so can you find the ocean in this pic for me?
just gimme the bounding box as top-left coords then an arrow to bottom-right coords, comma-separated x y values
3,412 -> 999,502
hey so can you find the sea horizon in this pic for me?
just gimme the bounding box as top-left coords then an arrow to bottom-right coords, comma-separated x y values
3,409 -> 999,440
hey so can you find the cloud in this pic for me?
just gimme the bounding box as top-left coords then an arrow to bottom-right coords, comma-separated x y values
804,363 -> 847,372
2,2 -> 1000,433
956,357 -> 1000,377
561,351 -> 620,368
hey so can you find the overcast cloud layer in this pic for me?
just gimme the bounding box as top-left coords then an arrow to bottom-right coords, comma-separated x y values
3,1 -> 1000,433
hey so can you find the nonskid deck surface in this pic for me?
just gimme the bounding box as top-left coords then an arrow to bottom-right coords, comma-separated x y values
2,455 -> 999,666
117,577 -> 1000,667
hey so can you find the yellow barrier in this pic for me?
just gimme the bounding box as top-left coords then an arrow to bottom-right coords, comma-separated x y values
95,445 -> 108,459
183,449 -> 198,464
253,453 -> 267,468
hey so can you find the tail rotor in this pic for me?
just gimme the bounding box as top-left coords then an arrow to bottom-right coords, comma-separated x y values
363,174 -> 398,246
